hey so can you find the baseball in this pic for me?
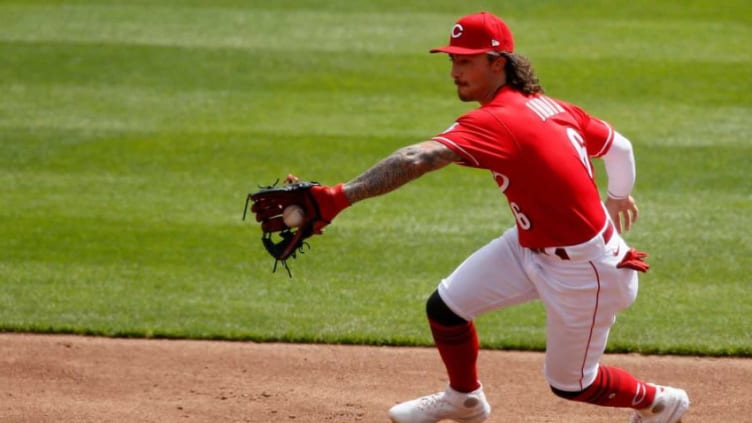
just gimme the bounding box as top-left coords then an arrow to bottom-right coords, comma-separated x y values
282,204 -> 305,228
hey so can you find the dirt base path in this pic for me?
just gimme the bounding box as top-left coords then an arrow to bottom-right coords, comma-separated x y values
1,333 -> 749,422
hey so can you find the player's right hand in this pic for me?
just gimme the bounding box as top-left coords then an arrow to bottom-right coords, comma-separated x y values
605,195 -> 638,233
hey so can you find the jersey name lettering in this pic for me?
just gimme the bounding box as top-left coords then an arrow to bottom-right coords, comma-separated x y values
526,96 -> 564,121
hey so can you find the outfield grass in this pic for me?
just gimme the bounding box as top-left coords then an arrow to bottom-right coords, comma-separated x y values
0,0 -> 750,356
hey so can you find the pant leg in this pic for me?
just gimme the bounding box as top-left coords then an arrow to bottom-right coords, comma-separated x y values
532,236 -> 639,391
438,227 -> 539,321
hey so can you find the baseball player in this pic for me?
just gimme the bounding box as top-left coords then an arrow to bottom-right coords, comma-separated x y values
295,11 -> 690,423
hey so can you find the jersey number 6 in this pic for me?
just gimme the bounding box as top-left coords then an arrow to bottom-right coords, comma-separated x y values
510,202 -> 531,230
567,127 -> 593,179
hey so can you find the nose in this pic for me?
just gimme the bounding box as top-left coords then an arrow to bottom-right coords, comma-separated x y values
450,63 -> 461,80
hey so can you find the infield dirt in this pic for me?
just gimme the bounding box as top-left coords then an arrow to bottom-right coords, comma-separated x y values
1,333 -> 749,422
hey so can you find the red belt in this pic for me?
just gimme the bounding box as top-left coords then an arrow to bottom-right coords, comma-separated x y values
532,222 -> 614,260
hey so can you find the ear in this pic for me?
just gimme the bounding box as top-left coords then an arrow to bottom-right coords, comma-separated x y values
491,55 -> 507,72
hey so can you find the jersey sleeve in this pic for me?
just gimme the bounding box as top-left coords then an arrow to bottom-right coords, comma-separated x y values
557,101 -> 615,158
431,110 -> 514,168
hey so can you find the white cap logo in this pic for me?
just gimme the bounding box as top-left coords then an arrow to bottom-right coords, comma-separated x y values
491,39 -> 500,47
451,24 -> 463,38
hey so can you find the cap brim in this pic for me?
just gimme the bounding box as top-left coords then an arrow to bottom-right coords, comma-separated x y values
429,46 -> 493,55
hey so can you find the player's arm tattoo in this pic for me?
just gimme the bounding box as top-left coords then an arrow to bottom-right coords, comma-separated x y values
343,140 -> 460,204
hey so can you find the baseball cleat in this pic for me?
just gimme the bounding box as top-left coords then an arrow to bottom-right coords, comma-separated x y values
388,385 -> 491,423
629,384 -> 690,423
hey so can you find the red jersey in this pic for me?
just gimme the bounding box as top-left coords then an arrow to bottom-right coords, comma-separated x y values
433,86 -> 615,248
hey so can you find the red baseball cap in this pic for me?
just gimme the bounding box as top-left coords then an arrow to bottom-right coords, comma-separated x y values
430,12 -> 514,55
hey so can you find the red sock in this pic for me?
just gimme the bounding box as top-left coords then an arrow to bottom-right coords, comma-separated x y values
569,365 -> 656,408
429,319 -> 480,393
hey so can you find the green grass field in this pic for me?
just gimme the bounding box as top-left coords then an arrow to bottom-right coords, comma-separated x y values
1,0 -> 750,356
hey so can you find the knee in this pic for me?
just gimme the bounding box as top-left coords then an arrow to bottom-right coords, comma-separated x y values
426,289 -> 467,326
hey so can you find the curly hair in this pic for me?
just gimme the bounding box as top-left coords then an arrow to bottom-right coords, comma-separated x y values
495,52 -> 544,95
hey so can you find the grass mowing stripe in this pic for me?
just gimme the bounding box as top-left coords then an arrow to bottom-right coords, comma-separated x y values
0,257 -> 435,344
5,0 -> 749,21
0,4 -> 748,60
2,85 -> 747,149
0,5 -> 443,53
2,38 -> 747,140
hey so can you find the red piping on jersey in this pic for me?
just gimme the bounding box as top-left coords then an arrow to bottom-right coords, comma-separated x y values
432,136 -> 481,166
578,261 -> 602,390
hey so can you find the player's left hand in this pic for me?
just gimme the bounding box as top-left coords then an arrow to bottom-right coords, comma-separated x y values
605,195 -> 638,233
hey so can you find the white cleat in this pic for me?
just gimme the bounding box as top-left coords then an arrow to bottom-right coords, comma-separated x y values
630,384 -> 690,423
388,385 -> 491,423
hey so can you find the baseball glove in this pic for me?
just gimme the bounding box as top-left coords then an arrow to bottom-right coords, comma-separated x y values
243,178 -> 350,276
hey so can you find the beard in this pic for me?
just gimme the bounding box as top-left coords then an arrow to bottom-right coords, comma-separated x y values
455,85 -> 474,102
